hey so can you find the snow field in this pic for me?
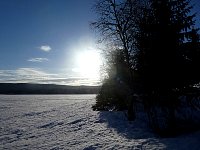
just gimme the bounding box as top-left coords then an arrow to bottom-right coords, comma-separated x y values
0,95 -> 199,150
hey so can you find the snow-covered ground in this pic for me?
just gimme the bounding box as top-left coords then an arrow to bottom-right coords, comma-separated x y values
0,95 -> 200,150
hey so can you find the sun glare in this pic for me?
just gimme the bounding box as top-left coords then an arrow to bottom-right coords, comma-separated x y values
74,50 -> 102,79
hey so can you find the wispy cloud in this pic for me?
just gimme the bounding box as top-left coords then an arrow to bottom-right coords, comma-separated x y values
0,68 -> 101,86
39,45 -> 51,52
0,68 -> 51,83
28,58 -> 49,62
16,68 -> 49,77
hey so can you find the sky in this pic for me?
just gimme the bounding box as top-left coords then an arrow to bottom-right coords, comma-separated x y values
0,0 -> 102,86
0,0 -> 199,86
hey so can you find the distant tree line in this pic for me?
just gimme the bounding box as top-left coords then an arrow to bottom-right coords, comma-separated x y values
92,0 -> 200,136
0,83 -> 100,94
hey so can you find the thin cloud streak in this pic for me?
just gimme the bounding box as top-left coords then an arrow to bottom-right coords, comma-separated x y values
39,45 -> 51,52
28,58 -> 49,62
0,68 -> 101,86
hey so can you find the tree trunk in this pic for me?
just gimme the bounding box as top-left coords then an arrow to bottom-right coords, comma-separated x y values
127,95 -> 136,121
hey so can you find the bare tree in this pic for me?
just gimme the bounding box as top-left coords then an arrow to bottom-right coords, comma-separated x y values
91,0 -> 142,71
91,0 -> 145,120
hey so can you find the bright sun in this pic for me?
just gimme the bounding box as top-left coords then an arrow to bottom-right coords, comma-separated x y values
74,50 -> 102,79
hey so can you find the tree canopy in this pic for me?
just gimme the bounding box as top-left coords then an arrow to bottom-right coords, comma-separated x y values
92,0 -> 200,135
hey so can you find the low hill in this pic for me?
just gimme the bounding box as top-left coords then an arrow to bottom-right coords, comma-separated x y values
0,83 -> 100,94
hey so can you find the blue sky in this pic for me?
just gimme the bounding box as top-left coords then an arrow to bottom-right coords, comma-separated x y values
0,0 -> 101,85
0,0 -> 199,85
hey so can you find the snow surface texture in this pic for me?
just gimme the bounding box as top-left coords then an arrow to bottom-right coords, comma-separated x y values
0,95 -> 200,150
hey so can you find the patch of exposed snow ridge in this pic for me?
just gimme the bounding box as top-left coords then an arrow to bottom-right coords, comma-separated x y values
0,95 -> 200,150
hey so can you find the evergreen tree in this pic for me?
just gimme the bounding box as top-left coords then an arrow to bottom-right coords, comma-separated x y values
137,0 -> 199,89
136,0 -> 199,133
92,0 -> 199,134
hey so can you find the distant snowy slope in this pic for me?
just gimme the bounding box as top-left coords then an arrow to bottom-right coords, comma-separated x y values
0,95 -> 200,150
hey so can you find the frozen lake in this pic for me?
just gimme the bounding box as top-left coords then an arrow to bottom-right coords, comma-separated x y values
0,95 -> 200,150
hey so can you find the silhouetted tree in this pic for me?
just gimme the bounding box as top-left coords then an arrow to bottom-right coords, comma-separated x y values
135,0 -> 199,133
91,0 -> 144,119
137,0 -> 199,88
92,49 -> 128,111
92,0 -> 200,134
